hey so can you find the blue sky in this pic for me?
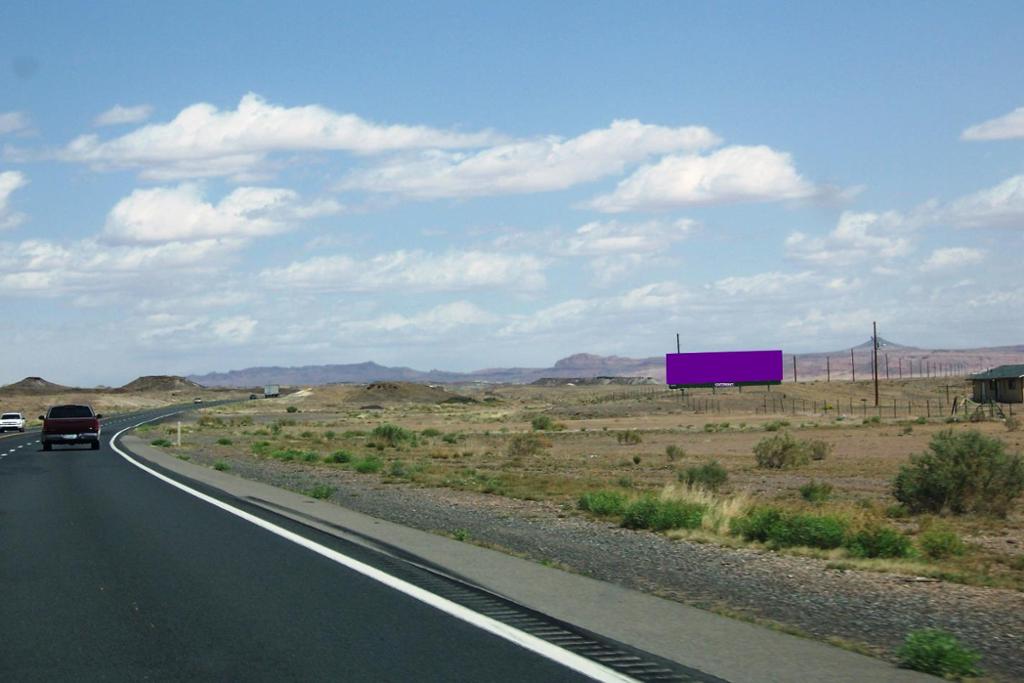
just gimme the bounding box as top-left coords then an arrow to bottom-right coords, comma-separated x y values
2,1 -> 1023,385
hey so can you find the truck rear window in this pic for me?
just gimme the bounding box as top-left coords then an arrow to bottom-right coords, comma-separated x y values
47,406 -> 94,419
1,413 -> 20,420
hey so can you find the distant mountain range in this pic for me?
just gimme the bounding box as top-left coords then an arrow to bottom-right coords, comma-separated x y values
187,342 -> 1024,387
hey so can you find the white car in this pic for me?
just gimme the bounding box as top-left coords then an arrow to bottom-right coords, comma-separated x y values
0,412 -> 26,433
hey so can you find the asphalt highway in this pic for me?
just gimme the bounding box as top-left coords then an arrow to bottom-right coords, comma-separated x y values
0,405 -> 612,681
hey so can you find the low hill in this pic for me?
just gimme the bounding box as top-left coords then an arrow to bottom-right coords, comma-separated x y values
1,377 -> 73,394
118,375 -> 206,392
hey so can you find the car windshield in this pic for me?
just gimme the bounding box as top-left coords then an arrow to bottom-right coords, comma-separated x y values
47,406 -> 93,419
1,413 -> 20,420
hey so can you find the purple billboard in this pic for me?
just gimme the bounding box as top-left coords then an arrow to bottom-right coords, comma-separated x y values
666,350 -> 783,387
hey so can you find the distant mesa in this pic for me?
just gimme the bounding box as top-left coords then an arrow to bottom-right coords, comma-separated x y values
118,375 -> 206,392
0,376 -> 72,394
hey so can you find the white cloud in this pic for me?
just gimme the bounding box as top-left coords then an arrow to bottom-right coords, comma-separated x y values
103,183 -> 339,243
785,211 -> 912,266
921,247 -> 985,271
944,175 -> 1024,228
338,119 -> 720,199
94,104 -> 154,127
962,106 -> 1024,141
564,218 -> 695,256
589,145 -> 816,212
61,93 -> 499,179
335,301 -> 497,336
713,271 -> 814,296
211,316 -> 257,343
0,170 -> 28,229
0,112 -> 32,136
262,249 -> 546,293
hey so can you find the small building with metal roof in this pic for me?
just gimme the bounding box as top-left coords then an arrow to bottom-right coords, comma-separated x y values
970,364 -> 1024,403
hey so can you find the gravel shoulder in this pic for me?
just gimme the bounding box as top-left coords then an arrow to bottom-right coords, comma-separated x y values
176,448 -> 1023,680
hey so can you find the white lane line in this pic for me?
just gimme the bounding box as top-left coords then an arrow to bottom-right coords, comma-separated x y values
110,417 -> 635,683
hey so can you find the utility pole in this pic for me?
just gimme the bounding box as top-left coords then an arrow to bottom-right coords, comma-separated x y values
793,355 -> 797,383
826,356 -> 831,382
873,322 -> 880,406
885,353 -> 890,380
851,348 -> 856,382
898,357 -> 902,379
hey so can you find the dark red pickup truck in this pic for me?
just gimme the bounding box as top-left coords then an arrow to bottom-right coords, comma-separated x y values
40,404 -> 102,451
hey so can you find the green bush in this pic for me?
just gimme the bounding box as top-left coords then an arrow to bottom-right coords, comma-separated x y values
323,430 -> 336,440
732,508 -> 847,549
441,433 -> 459,444
250,440 -> 271,456
897,629 -> 981,678
307,484 -> 335,500
807,439 -> 831,461
680,460 -> 729,491
616,429 -> 643,445
421,428 -> 442,438
286,406 -> 299,413
301,451 -> 319,462
354,455 -> 383,474
665,445 -> 685,461
388,460 -> 408,478
914,416 -> 928,425
863,415 -> 881,425
845,525 -> 911,558
919,525 -> 966,559
324,450 -> 353,464
754,432 -> 810,469
530,415 -> 563,431
621,497 -> 705,531
578,490 -> 628,516
764,420 -> 790,432
799,480 -> 833,503
507,433 -> 550,457
213,461 -> 229,471
150,438 -> 172,447
371,423 -> 416,448
271,448 -> 304,461
892,429 -> 1024,517
216,437 -> 233,446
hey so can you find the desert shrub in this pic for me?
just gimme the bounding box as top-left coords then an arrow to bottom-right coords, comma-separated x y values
250,440 -> 271,456
301,451 -> 319,462
631,454 -> 642,465
354,455 -> 383,474
198,415 -> 226,428
578,490 -> 628,516
271,448 -> 305,461
764,420 -> 790,432
616,429 -> 643,445
324,450 -> 352,464
371,423 -> 416,448
892,429 -> 1024,517
732,507 -> 784,543
237,416 -> 254,427
621,497 -> 705,531
213,461 -> 229,471
901,425 -> 914,436
506,433 -> 551,457
897,629 -> 981,678
388,460 -> 408,478
307,484 -> 335,500
341,430 -> 367,438
914,416 -> 928,425
799,480 -> 833,503
441,433 -> 459,444
216,437 -> 233,446
807,439 -> 831,461
680,460 -> 729,491
1006,416 -> 1021,432
665,445 -> 685,461
769,513 -> 848,549
845,525 -> 911,558
732,508 -> 847,549
253,428 -> 270,436
286,406 -> 299,413
885,503 -> 910,519
421,428 -> 442,437
323,430 -> 336,440
754,432 -> 810,469
150,438 -> 172,447
530,415 -> 563,431
919,525 -> 966,559
863,415 -> 881,425
703,423 -> 717,433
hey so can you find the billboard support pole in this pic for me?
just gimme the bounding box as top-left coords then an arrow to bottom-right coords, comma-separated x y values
851,349 -> 856,382
676,333 -> 680,354
873,322 -> 880,407
826,356 -> 830,382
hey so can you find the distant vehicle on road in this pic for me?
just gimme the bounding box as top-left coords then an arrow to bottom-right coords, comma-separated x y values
193,397 -> 203,404
0,412 -> 26,432
249,394 -> 259,400
40,405 -> 102,450
264,384 -> 280,398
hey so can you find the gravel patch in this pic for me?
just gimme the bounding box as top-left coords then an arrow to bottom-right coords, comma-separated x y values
179,449 -> 1024,680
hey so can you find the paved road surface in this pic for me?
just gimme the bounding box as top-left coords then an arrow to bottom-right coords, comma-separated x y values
0,406 -> 621,681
